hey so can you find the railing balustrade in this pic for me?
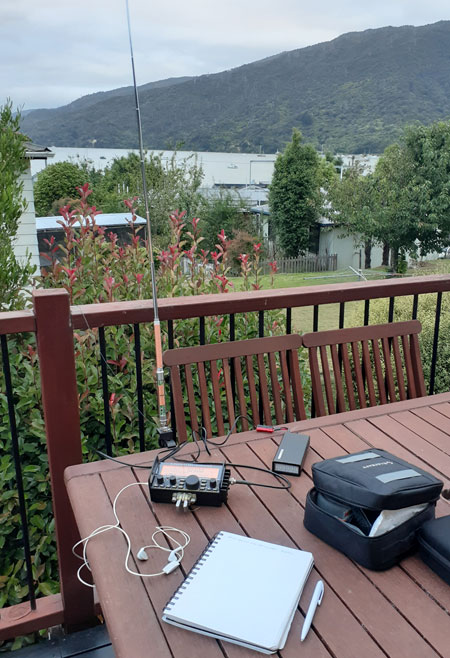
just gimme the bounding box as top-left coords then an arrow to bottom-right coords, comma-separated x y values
1,274 -> 450,643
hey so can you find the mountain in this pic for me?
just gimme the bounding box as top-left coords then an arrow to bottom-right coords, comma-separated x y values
21,21 -> 450,154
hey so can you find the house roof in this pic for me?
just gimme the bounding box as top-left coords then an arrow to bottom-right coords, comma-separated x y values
36,213 -> 146,230
24,142 -> 54,159
250,203 -> 270,215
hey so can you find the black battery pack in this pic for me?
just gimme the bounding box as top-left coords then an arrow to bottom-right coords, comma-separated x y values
272,432 -> 310,476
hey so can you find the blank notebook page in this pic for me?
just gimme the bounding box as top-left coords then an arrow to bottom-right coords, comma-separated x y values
163,531 -> 314,652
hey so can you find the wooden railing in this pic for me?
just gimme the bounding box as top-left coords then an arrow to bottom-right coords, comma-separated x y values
1,274 -> 450,642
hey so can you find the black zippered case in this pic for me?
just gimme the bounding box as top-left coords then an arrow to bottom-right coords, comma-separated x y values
304,449 -> 443,570
417,516 -> 450,585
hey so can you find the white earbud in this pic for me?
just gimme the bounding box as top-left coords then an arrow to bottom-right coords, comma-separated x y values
168,549 -> 181,562
162,559 -> 180,574
137,548 -> 148,561
72,479 -> 191,585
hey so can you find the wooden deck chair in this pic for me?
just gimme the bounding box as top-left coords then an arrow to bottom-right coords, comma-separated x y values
302,320 -> 426,417
163,334 -> 306,442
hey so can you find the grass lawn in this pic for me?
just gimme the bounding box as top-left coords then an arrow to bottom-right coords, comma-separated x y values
230,259 -> 450,334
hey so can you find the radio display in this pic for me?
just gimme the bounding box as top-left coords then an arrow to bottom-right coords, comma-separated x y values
159,463 -> 222,479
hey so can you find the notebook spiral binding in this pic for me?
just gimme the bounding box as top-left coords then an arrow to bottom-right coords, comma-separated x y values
164,532 -> 224,612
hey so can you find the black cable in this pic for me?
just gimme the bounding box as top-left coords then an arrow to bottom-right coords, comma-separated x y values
205,415 -> 254,447
94,449 -> 153,469
94,424 -> 292,491
170,431 -> 202,463
227,462 -> 291,490
94,443 -> 180,468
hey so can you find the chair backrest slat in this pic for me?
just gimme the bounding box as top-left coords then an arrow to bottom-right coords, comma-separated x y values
246,354 -> 260,424
361,340 -> 377,406
222,358 -> 235,429
257,352 -> 271,423
308,346 -> 325,417
280,350 -> 294,422
210,360 -> 225,436
401,334 -> 417,398
330,344 -> 346,412
185,365 -> 199,437
164,334 -> 305,440
320,345 -> 335,414
381,337 -> 396,402
197,362 -> 212,436
268,352 -> 283,424
289,349 -> 306,421
171,365 -> 188,443
392,336 -> 406,400
233,356 -> 249,430
411,333 -> 426,397
371,338 -> 388,404
341,343 -> 357,410
351,341 -> 367,409
303,320 -> 425,417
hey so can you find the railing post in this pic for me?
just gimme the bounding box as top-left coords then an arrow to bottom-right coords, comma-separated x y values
33,289 -> 94,629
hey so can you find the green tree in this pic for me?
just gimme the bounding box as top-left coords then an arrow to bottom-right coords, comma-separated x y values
33,160 -> 97,216
199,191 -> 253,252
96,152 -> 204,244
329,120 -> 450,271
402,121 -> 450,253
327,163 -> 380,268
375,121 -> 450,270
371,143 -> 419,271
268,129 -> 321,256
0,100 -> 35,310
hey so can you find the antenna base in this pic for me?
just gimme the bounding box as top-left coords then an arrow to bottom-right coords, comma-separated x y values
157,426 -> 176,449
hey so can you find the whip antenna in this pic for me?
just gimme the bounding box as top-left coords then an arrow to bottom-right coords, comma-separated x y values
125,0 -> 175,448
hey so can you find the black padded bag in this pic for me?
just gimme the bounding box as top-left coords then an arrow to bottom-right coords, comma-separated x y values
304,449 -> 443,570
417,516 -> 450,585
310,449 -> 443,509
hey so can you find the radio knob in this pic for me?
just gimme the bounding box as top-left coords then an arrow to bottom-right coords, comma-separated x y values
169,475 -> 177,486
156,475 -> 164,485
185,475 -> 200,490
210,478 -> 217,488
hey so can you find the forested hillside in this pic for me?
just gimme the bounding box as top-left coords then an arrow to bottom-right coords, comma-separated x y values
22,21 -> 450,154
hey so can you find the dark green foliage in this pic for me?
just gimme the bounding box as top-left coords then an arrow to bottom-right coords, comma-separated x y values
199,192 -> 253,252
327,162 -> 379,246
328,120 -> 450,270
21,22 -> 450,154
0,101 -> 35,311
95,152 -> 204,245
33,161 -> 96,216
269,130 -> 321,256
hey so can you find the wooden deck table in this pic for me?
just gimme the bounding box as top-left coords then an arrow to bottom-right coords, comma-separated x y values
65,392 -> 450,658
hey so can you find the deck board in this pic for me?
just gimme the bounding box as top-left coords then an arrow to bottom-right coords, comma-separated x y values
65,394 -> 450,658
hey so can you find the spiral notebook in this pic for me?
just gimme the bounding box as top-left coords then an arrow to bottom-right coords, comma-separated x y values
162,531 -> 314,654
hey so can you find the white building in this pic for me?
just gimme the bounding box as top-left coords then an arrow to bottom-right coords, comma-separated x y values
15,143 -> 54,270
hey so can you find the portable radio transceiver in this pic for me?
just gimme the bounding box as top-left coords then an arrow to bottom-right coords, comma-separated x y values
149,458 -> 231,509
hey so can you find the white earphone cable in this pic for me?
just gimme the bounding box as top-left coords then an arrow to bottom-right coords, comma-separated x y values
72,481 -> 190,587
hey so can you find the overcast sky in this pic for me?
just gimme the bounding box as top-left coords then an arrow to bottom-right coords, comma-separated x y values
2,0 -> 449,110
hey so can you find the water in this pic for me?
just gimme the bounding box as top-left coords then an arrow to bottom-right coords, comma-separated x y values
31,146 -> 278,188
31,146 -> 379,187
